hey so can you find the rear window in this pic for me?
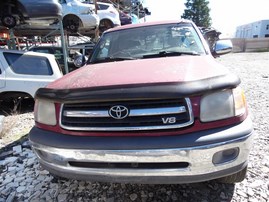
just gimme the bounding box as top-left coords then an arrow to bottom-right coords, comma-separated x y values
3,52 -> 53,75
98,4 -> 109,10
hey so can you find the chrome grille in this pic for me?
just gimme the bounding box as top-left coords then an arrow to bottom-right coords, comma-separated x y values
60,98 -> 194,131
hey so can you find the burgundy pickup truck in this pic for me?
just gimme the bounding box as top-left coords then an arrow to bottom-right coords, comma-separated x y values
29,20 -> 254,184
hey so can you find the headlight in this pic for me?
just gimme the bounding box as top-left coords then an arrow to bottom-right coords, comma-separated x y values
200,87 -> 246,122
34,99 -> 57,126
232,87 -> 246,116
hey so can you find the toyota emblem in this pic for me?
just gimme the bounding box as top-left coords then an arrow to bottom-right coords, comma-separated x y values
109,105 -> 129,119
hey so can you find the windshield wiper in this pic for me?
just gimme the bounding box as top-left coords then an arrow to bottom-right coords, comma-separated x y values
142,51 -> 200,59
90,57 -> 135,64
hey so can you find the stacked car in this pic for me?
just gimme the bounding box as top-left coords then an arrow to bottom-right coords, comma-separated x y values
0,0 -> 62,28
59,0 -> 99,33
94,2 -> 121,32
0,0 -> 151,34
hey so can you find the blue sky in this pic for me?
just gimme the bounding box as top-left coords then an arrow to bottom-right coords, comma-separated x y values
144,0 -> 269,36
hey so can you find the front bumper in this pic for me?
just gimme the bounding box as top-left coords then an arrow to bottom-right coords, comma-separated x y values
30,117 -> 254,184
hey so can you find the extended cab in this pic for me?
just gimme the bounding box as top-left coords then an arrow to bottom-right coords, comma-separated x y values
30,20 -> 254,184
0,49 -> 62,101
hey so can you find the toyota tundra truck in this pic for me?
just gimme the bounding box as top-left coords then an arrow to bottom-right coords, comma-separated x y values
29,20 -> 254,184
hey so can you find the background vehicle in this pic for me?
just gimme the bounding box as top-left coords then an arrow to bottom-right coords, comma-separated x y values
95,2 -> 121,32
30,20 -> 253,184
0,49 -> 62,101
200,27 -> 222,55
59,0 -> 99,33
68,41 -> 95,67
0,0 -> 62,28
119,10 -> 132,25
84,1 -> 121,32
28,46 -> 71,73
28,42 -> 95,72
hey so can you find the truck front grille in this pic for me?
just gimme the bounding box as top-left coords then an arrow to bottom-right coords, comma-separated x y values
60,98 -> 194,131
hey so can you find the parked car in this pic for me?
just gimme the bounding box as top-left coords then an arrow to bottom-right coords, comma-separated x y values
119,10 -> 132,25
28,42 -> 95,72
0,0 -> 62,28
58,0 -> 99,33
96,2 -> 121,32
83,1 -> 120,32
30,20 -> 253,184
0,49 -> 62,101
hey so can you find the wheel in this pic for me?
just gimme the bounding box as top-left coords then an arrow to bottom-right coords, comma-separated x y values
217,166 -> 248,184
63,16 -> 80,33
99,19 -> 114,33
1,15 -> 16,28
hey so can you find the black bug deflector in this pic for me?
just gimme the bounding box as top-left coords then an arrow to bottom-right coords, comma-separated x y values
35,73 -> 240,103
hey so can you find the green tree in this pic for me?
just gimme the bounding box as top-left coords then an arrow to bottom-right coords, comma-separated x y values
181,0 -> 212,27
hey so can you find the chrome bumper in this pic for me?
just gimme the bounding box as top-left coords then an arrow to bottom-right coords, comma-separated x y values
31,132 -> 253,184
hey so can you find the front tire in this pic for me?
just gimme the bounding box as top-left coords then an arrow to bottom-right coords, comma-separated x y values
1,14 -> 17,28
217,166 -> 248,184
99,19 -> 113,33
63,16 -> 80,33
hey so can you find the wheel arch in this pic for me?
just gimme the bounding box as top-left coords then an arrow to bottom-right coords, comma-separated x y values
63,14 -> 83,27
100,18 -> 114,26
99,18 -> 114,32
0,91 -> 33,101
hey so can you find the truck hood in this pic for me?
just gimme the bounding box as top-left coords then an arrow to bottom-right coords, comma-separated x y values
47,55 -> 232,90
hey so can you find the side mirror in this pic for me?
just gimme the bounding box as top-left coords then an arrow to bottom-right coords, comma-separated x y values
74,54 -> 87,68
214,40 -> 233,56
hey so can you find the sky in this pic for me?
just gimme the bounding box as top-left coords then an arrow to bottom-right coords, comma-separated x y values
144,0 -> 269,37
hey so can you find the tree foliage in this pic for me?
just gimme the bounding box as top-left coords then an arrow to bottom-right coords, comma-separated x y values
181,0 -> 212,28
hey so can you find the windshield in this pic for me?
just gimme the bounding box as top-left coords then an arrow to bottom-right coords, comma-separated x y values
89,23 -> 206,64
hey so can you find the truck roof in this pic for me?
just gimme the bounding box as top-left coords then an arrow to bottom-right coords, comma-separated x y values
105,19 -> 193,33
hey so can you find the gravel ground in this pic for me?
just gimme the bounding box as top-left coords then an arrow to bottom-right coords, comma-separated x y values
0,52 -> 269,201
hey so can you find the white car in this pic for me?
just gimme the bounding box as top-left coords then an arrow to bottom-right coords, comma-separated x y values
83,1 -> 121,32
59,0 -> 99,33
95,2 -> 121,32
0,49 -> 62,101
